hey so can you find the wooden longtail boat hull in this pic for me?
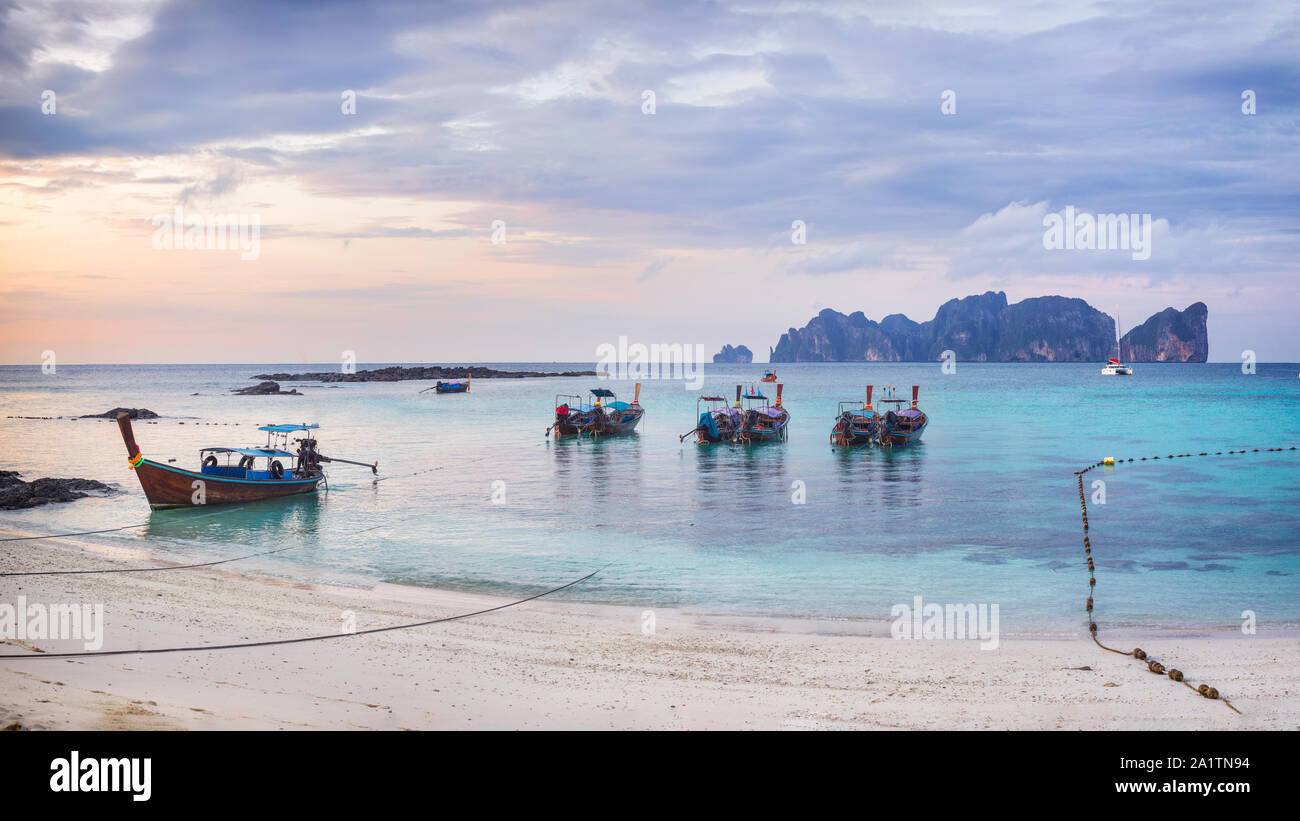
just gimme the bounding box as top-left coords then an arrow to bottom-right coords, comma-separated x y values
592,407 -> 644,436
877,387 -> 927,446
132,459 -> 322,509
739,411 -> 789,443
695,421 -> 737,444
738,384 -> 788,443
879,415 -> 927,446
435,373 -> 471,393
117,413 -> 322,509
831,414 -> 879,446
552,411 -> 596,436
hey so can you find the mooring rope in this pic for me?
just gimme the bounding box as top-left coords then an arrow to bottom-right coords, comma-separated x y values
0,523 -> 389,577
0,502 -> 252,543
0,522 -> 149,542
0,565 -> 605,660
1074,445 -> 1297,715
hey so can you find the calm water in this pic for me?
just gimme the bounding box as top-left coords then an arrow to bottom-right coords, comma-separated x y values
1,362 -> 1298,634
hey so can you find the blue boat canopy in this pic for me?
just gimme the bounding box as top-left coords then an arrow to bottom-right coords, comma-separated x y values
257,424 -> 319,433
590,389 -> 616,398
200,447 -> 296,458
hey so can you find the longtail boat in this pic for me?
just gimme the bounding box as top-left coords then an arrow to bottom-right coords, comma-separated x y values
548,385 -> 644,437
738,383 -> 789,444
761,370 -> 777,383
421,373 -> 471,393
117,413 -> 376,509
435,372 -> 471,393
876,385 -> 928,447
680,385 -> 744,444
830,386 -> 880,447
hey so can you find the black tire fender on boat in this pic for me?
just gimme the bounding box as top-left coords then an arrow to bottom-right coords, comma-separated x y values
270,460 -> 284,480
238,455 -> 255,469
885,410 -> 899,427
202,455 -> 218,468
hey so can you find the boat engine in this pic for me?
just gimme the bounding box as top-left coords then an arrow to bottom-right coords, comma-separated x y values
295,437 -> 323,476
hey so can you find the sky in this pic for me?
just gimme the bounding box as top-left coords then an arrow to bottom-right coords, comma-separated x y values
0,0 -> 1297,364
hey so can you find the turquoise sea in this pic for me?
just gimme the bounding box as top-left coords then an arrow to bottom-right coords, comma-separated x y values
1,362 -> 1297,635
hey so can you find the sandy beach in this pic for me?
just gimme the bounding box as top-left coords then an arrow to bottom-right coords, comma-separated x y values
1,529 -> 1296,731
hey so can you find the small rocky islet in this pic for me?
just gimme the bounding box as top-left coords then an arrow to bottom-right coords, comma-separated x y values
79,407 -> 160,419
248,365 -> 596,383
232,381 -> 302,395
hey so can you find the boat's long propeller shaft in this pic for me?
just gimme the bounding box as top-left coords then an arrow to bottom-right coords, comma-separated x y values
319,455 -> 378,474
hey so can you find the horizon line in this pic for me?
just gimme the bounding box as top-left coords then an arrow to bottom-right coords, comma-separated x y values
0,360 -> 1284,367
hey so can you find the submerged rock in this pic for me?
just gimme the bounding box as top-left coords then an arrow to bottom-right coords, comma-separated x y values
80,407 -> 159,419
0,470 -> 116,510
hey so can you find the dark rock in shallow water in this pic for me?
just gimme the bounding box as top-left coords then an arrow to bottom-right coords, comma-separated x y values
0,470 -> 116,510
250,365 -> 596,382
712,344 -> 753,364
232,381 -> 301,395
80,407 -> 159,419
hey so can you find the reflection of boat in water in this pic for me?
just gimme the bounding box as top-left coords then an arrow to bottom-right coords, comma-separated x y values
117,414 -> 375,509
143,491 -> 322,542
738,384 -> 789,444
830,386 -> 880,447
761,370 -> 777,382
876,385 -> 927,447
549,385 -> 644,437
681,385 -> 743,444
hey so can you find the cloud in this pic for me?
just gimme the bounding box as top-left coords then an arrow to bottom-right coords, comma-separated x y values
637,256 -> 673,281
0,0 -> 1297,358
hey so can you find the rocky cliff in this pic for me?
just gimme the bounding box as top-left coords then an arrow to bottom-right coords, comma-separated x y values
712,344 -> 754,363
1119,302 -> 1208,363
770,292 -> 1120,362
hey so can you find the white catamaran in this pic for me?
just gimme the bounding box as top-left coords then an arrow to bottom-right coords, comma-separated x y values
1102,312 -> 1134,376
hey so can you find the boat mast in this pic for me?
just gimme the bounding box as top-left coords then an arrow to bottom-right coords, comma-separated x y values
1116,311 -> 1122,361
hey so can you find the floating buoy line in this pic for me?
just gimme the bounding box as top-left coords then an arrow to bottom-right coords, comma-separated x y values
1073,445 -> 1298,715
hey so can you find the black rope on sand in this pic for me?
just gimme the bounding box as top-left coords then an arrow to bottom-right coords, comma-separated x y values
0,565 -> 606,660
0,522 -> 149,542
0,502 -> 257,543
0,524 -> 388,577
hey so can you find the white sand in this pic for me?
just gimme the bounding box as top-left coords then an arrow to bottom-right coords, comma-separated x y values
2,529 -> 1296,730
